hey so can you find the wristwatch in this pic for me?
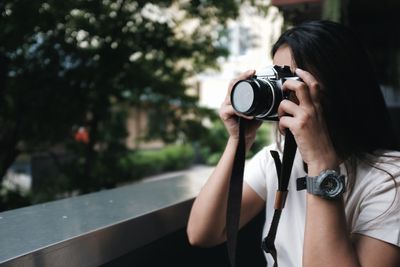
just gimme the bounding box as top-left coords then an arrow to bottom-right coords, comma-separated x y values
306,169 -> 345,199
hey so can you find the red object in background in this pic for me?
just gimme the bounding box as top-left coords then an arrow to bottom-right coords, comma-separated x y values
74,127 -> 89,144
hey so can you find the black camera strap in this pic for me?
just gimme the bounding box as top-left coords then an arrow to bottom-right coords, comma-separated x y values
226,117 -> 297,267
226,117 -> 246,267
261,130 -> 297,267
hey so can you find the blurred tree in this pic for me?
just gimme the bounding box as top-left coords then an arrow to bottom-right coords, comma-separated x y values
0,1 -> 270,192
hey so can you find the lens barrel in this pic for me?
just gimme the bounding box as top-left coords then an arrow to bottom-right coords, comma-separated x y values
231,78 -> 274,117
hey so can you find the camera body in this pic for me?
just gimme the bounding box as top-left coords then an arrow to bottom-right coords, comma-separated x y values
230,65 -> 300,121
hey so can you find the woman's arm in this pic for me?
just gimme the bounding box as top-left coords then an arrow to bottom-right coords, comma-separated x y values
303,191 -> 360,266
186,137 -> 265,246
304,187 -> 400,267
186,70 -> 265,247
352,233 -> 400,267
279,68 -> 400,267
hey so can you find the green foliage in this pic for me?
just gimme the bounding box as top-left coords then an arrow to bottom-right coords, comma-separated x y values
0,0 -> 241,181
0,143 -> 194,211
322,0 -> 341,22
198,117 -> 273,165
119,144 -> 194,179
0,0 -> 272,209
198,118 -> 229,164
248,122 -> 273,158
0,187 -> 32,211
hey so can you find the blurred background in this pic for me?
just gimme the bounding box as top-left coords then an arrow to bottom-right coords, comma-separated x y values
1,0 -> 400,211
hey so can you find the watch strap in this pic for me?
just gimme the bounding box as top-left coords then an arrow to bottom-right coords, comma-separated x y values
296,175 -> 324,195
306,175 -> 320,195
296,176 -> 307,190
296,170 -> 345,196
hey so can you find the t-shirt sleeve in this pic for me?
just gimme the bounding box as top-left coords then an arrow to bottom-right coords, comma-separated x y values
243,147 -> 270,201
352,172 -> 400,247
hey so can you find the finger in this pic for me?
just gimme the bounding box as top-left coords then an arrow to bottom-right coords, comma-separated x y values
220,103 -> 255,121
282,79 -> 313,107
224,95 -> 232,105
238,114 -> 255,120
294,68 -> 326,118
277,99 -> 301,118
295,68 -> 321,104
226,69 -> 256,97
236,69 -> 256,82
219,104 -> 236,121
278,115 -> 296,135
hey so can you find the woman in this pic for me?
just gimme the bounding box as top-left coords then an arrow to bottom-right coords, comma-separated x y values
187,20 -> 400,266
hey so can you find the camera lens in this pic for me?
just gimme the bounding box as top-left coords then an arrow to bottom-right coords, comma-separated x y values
231,81 -> 255,113
231,79 -> 274,117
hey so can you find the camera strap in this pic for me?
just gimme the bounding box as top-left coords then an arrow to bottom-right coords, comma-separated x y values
226,117 -> 246,267
261,129 -> 297,267
226,117 -> 297,267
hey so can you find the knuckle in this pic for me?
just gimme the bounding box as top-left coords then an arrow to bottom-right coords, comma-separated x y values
297,112 -> 311,129
296,119 -> 307,130
309,81 -> 319,89
299,83 -> 308,91
303,111 -> 312,121
219,105 -> 234,121
218,107 -> 223,115
218,107 -> 226,118
277,101 -> 287,115
280,99 -> 290,107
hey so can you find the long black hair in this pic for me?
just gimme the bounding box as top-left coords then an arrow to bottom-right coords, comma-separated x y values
272,20 -> 398,160
272,21 -> 399,224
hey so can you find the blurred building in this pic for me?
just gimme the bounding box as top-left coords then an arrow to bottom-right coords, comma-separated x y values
126,107 -> 164,149
198,4 -> 284,110
127,0 -> 400,148
126,4 -> 284,149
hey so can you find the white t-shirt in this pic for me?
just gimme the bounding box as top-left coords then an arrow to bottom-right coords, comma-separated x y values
244,144 -> 400,267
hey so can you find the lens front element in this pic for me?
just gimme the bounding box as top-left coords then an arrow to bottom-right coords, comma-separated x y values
231,81 -> 255,113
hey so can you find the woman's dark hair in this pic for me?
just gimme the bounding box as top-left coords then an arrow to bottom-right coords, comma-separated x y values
272,20 -> 398,160
272,21 -> 399,224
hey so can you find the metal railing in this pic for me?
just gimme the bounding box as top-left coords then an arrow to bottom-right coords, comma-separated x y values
0,167 -> 213,267
0,166 -> 266,267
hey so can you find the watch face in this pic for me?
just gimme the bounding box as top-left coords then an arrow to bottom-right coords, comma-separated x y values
320,174 -> 343,198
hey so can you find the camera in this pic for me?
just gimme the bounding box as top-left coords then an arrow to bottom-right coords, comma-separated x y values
230,65 -> 300,121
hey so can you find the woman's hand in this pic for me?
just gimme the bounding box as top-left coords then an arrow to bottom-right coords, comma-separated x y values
277,68 -> 340,175
219,70 -> 262,149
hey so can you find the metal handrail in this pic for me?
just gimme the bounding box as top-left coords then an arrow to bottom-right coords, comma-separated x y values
0,169 -> 210,267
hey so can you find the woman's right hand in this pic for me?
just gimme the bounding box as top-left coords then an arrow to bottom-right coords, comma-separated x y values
187,70 -> 265,247
219,70 -> 262,149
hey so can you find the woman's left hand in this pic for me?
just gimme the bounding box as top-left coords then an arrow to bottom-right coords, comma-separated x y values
277,68 -> 340,176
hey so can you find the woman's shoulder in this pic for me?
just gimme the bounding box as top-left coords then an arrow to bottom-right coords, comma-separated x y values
366,150 -> 400,174
374,149 -> 400,158
354,150 -> 400,187
348,151 -> 400,247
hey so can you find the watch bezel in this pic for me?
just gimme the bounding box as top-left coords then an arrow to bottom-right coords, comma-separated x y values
318,172 -> 345,199
307,170 -> 345,199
